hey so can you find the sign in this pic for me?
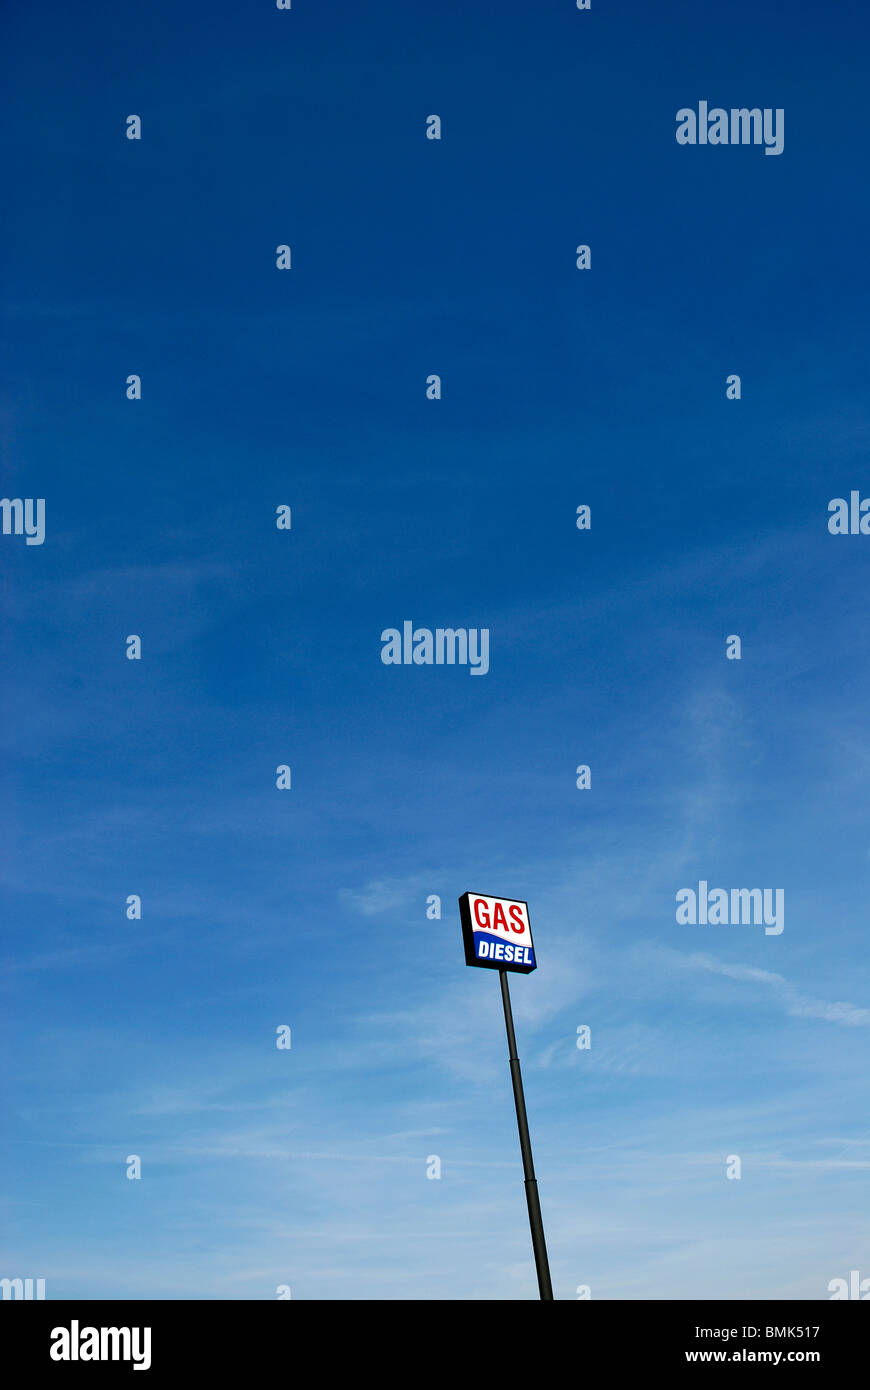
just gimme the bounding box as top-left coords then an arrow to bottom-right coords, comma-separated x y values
458,892 -> 536,973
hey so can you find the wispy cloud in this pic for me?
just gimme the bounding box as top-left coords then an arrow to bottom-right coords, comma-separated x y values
676,951 -> 870,1027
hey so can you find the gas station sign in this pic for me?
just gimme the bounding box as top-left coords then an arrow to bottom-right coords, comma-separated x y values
458,892 -> 537,973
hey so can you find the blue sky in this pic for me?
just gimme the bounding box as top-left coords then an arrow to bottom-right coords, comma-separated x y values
2,0 -> 870,1299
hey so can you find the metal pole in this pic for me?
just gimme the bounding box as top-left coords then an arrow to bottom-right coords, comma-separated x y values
499,968 -> 554,1300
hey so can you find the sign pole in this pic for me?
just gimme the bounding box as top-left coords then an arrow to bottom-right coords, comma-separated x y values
499,967 -> 554,1301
